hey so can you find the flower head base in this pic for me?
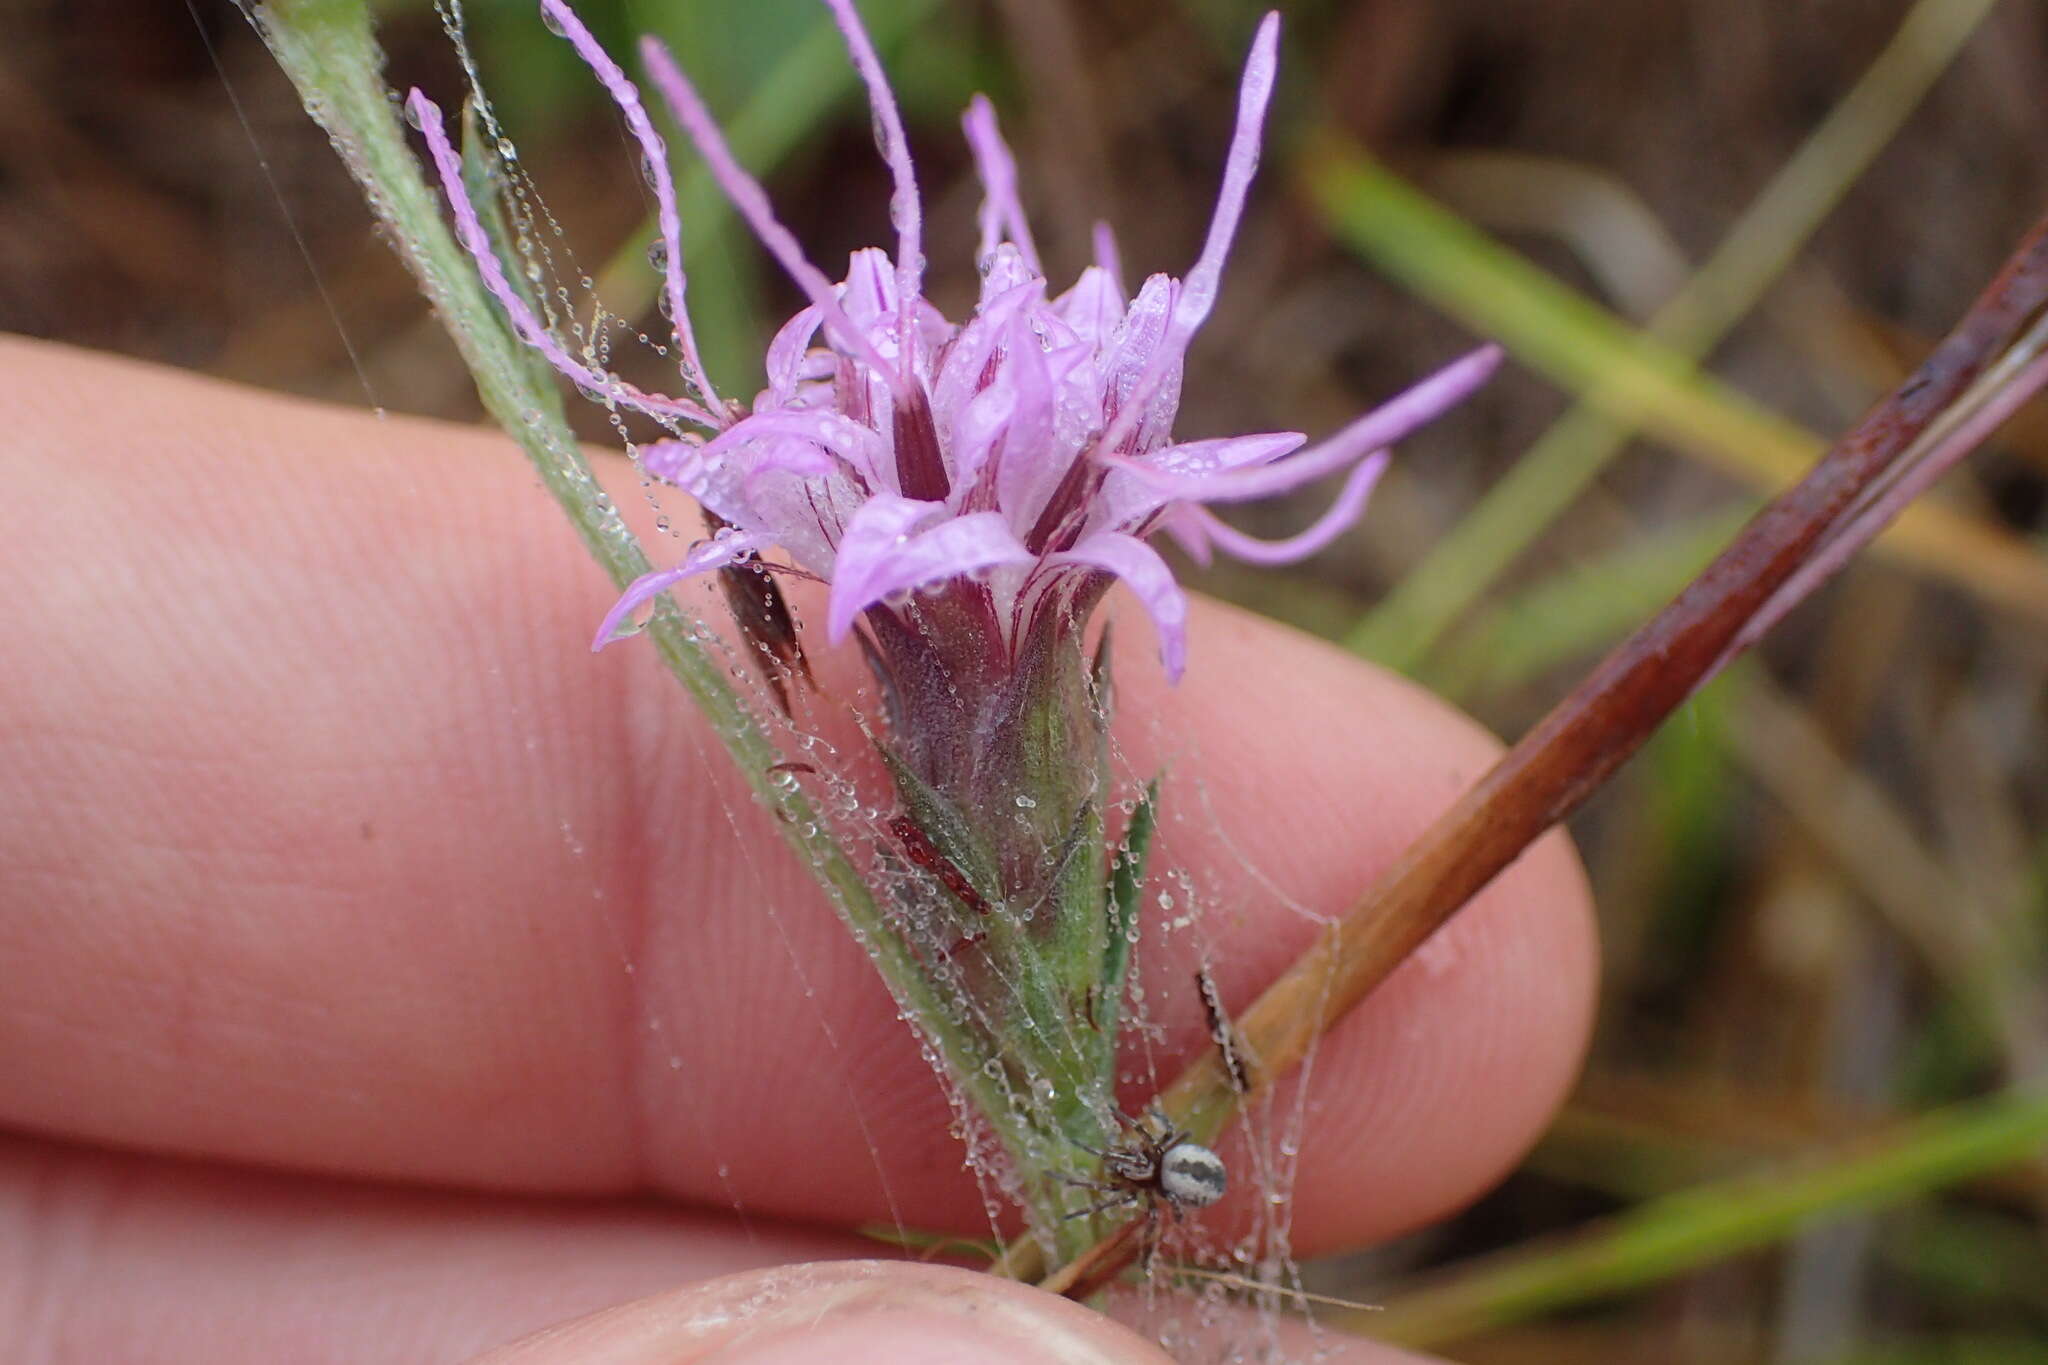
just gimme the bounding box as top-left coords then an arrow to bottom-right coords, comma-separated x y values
407,0 -> 1498,687
404,2 -> 1502,1242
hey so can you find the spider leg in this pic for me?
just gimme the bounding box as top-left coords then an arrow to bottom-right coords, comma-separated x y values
1063,1190 -> 1141,1221
1136,1200 -> 1166,1276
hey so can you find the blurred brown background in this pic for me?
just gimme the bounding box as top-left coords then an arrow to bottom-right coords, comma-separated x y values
7,1 -> 2046,1360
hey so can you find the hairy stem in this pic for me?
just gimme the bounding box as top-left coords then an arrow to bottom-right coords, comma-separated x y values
248,0 -> 1039,1188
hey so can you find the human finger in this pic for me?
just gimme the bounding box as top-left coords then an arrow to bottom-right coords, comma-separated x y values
0,338 -> 1594,1251
0,1132 -> 1432,1364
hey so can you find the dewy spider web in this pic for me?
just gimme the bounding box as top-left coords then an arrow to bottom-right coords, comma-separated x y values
424,1 -> 1331,1355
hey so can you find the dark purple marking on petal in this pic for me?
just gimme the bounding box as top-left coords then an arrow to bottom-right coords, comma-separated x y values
1023,450 -> 1101,555
892,382 -> 951,503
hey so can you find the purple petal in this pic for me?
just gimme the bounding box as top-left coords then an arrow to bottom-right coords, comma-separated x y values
1183,450 -> 1389,565
1052,266 -> 1127,355
747,465 -> 866,576
638,435 -> 745,519
1093,431 -> 1305,533
839,247 -> 901,337
404,89 -> 718,429
1048,531 -> 1190,681
947,381 -> 1017,509
1172,13 -> 1280,344
762,305 -> 825,402
538,0 -> 726,422
990,330 -> 1066,530
638,39 -> 899,382
826,496 -> 1034,641
1085,13 -> 1281,464
821,0 -> 924,365
977,244 -> 1040,306
703,408 -> 890,487
637,437 -> 699,485
963,95 -> 1042,276
592,527 -> 771,650
1092,220 -> 1126,300
930,275 -> 1043,433
1156,505 -> 1215,567
1147,431 -> 1308,477
642,426 -> 845,537
1097,274 -> 1182,457
1114,344 -> 1500,502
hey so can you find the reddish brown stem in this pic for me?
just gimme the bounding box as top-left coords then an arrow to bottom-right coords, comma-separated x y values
1014,205 -> 2048,1294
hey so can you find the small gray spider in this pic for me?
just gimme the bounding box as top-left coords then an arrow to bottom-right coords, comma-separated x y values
1065,1108 -> 1227,1267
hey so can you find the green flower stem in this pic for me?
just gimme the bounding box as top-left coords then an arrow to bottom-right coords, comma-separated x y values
249,0 -> 1037,1188
1353,1085 -> 2048,1349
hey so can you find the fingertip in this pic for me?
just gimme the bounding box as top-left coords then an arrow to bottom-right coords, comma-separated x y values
470,1262 -> 1172,1365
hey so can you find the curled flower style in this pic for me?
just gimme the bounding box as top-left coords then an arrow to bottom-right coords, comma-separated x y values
408,0 -> 1499,687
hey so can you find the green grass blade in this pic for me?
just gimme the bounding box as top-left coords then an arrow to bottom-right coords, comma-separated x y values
1304,142 -> 2048,643
1352,0 -> 1996,671
1354,1086 -> 2048,1348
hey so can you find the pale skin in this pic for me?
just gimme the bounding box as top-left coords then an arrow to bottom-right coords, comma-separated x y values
0,336 -> 1598,1363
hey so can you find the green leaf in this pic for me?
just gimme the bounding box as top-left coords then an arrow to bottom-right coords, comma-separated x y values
1364,1084 -> 2048,1347
874,741 -> 1001,910
1096,781 -> 1160,1055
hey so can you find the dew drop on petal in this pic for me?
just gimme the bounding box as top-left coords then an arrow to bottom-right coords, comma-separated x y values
646,237 -> 669,273
541,6 -> 568,36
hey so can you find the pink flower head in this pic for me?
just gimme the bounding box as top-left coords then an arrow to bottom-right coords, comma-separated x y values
408,1 -> 1499,682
